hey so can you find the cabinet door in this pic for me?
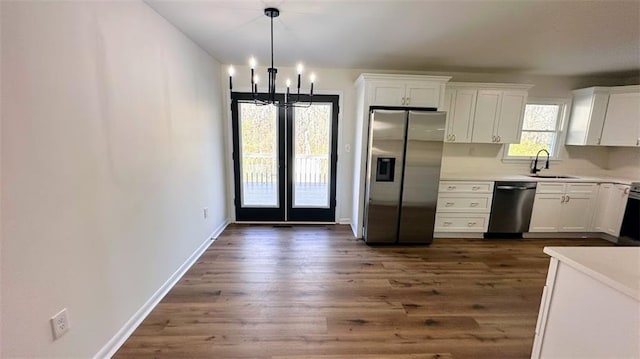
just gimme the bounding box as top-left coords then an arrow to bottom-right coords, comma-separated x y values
495,90 -> 527,144
600,92 -> 640,146
566,91 -> 609,146
405,82 -> 440,108
604,185 -> 630,236
369,81 -> 404,106
445,89 -> 476,143
591,183 -> 612,232
472,90 -> 502,143
560,194 -> 595,232
529,194 -> 563,232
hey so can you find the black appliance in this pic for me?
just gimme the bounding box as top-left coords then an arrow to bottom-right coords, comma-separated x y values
619,182 -> 640,245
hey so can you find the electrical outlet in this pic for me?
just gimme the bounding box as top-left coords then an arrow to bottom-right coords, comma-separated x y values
50,308 -> 70,340
203,207 -> 208,219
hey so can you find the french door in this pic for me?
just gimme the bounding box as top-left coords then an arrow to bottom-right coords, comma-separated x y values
231,93 -> 339,222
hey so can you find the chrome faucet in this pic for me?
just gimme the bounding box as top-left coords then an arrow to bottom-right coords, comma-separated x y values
531,149 -> 550,174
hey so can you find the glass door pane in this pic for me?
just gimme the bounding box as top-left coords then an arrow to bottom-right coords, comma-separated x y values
292,104 -> 332,208
239,103 -> 279,207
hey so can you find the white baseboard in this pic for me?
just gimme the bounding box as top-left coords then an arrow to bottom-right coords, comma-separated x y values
338,217 -> 351,225
93,219 -> 229,359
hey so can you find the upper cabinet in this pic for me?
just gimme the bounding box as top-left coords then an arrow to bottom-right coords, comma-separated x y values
363,74 -> 451,108
566,85 -> 640,147
600,88 -> 640,146
444,83 -> 532,144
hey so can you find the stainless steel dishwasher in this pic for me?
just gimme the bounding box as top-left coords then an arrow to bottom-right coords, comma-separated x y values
487,181 -> 537,237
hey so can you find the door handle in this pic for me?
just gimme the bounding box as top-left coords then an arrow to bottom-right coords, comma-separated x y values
452,134 -> 456,141
565,195 -> 570,203
624,187 -> 630,194
561,195 -> 566,203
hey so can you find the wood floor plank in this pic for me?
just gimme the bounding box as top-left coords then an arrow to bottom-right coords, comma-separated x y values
114,224 -> 612,359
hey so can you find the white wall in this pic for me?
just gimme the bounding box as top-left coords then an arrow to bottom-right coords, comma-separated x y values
607,147 -> 640,178
1,2 -> 227,357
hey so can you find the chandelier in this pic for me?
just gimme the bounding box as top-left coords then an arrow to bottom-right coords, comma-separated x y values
228,7 -> 316,108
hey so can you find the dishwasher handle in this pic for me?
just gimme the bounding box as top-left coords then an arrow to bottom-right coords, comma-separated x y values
496,185 -> 536,190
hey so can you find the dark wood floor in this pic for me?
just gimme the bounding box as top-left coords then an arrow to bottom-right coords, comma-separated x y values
115,224 -> 612,359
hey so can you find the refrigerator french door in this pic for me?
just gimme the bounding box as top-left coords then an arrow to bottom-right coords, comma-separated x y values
363,109 -> 445,244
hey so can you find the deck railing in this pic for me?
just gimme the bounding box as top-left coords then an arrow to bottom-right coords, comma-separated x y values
242,154 -> 329,184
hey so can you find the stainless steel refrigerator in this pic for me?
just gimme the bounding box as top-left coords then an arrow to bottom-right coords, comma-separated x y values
363,109 -> 445,244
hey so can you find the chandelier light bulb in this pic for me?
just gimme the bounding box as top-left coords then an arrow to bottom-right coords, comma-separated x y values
286,79 -> 291,87
297,63 -> 304,74
249,57 -> 257,69
253,75 -> 259,84
310,73 -> 316,83
228,66 -> 235,76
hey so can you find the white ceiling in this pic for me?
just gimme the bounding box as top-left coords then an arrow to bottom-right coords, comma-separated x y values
146,0 -> 640,76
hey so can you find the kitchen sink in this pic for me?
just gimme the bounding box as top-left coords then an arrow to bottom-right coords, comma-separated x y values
527,175 -> 577,179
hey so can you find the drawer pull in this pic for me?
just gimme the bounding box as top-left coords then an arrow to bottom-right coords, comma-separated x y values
467,222 -> 476,226
565,195 -> 570,203
472,186 -> 480,191
447,186 -> 457,190
445,202 -> 454,207
443,222 -> 452,226
470,202 -> 479,207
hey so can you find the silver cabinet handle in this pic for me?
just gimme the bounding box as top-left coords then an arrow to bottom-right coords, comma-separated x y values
561,195 -> 566,203
624,187 -> 630,194
406,97 -> 410,105
497,136 -> 501,142
401,97 -> 405,105
471,186 -> 480,191
637,138 -> 639,146
445,202 -> 454,207
443,221 -> 452,226
470,202 -> 479,207
447,186 -> 457,190
467,222 -> 476,226
491,135 -> 496,142
452,134 -> 456,141
565,195 -> 570,203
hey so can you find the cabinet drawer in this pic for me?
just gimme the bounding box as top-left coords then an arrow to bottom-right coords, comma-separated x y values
439,181 -> 493,193
437,193 -> 492,212
536,182 -> 566,194
435,213 -> 489,232
566,183 -> 597,196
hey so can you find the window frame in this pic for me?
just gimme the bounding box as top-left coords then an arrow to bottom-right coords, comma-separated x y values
502,97 -> 570,162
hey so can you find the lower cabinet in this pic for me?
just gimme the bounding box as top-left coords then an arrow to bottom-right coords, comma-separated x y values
435,181 -> 494,233
532,250 -> 640,358
529,183 -> 597,232
591,183 -> 630,236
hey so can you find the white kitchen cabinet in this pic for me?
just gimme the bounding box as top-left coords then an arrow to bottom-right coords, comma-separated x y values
444,83 -> 531,144
435,181 -> 494,233
443,88 -> 475,143
529,183 -> 597,232
592,183 -> 630,237
369,79 -> 444,107
565,87 -> 610,146
600,88 -> 640,147
532,247 -> 640,359
566,85 -> 640,147
471,89 -> 528,144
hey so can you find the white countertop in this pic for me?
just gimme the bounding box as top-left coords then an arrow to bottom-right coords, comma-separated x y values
440,173 -> 636,185
544,247 -> 640,301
